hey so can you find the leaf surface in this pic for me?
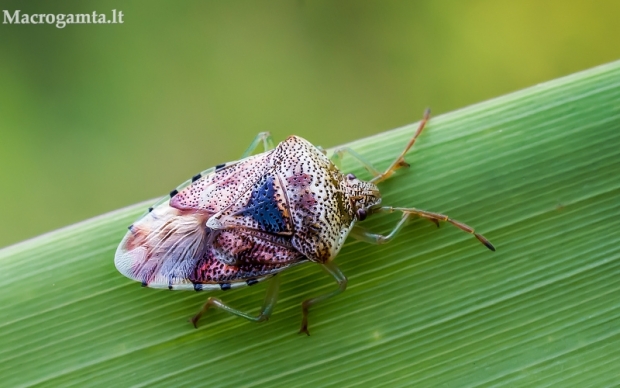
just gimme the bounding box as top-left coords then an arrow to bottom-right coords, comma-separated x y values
1,61 -> 620,387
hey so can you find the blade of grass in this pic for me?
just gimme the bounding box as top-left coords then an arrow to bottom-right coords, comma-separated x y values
1,60 -> 619,387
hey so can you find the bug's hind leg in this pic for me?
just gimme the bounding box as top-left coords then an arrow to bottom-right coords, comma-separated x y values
190,275 -> 280,328
299,261 -> 347,336
241,132 -> 276,158
370,109 -> 431,184
350,206 -> 495,251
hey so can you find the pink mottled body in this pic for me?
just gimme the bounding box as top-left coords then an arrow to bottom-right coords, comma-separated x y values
115,136 -> 378,291
115,112 -> 494,334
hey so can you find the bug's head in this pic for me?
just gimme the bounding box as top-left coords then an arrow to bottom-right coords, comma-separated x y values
344,173 -> 381,221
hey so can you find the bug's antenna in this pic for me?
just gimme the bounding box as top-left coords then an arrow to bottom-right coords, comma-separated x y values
371,108 -> 431,184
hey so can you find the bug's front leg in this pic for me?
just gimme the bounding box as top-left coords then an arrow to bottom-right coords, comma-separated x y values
350,206 -> 495,251
241,132 -> 276,158
330,146 -> 383,177
190,275 -> 280,328
299,261 -> 348,336
330,109 -> 430,183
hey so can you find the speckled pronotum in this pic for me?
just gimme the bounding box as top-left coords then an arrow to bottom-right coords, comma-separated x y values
115,110 -> 495,335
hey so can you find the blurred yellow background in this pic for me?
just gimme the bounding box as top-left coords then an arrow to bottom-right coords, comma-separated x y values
1,0 -> 619,248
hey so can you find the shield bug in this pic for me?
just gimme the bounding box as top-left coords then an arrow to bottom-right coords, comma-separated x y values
115,110 -> 495,335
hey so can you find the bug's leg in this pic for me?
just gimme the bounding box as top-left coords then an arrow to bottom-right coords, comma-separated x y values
241,132 -> 276,158
370,108 -> 431,184
190,275 -> 280,328
348,211 -> 411,245
299,261 -> 348,336
330,146 -> 383,177
315,145 -> 328,156
350,206 -> 495,251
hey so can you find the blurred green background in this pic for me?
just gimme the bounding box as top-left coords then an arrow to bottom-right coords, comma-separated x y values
1,0 -> 619,249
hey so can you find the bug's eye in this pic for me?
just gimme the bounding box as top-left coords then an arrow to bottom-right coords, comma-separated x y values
347,173 -> 356,180
357,208 -> 367,221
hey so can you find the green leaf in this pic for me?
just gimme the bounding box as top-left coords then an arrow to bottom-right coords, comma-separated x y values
1,61 -> 620,387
